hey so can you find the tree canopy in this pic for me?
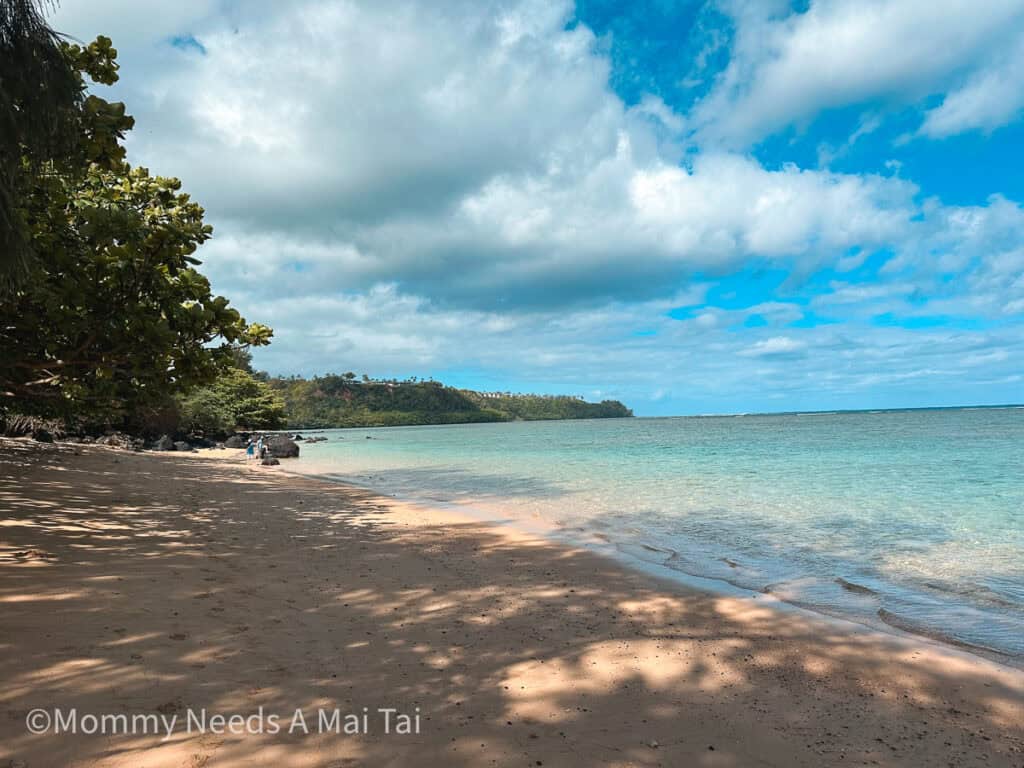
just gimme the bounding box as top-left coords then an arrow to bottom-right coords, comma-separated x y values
0,34 -> 271,425
0,7 -> 119,280
178,365 -> 285,437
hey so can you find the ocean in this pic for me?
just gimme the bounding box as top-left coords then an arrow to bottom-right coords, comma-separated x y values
290,407 -> 1024,661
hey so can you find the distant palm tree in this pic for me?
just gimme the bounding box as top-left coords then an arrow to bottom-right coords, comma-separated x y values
0,0 -> 82,282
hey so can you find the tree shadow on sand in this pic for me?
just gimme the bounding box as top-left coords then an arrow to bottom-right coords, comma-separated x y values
1,443 -> 1022,767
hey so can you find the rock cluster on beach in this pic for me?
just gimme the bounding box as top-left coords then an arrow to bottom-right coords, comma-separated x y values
14,426 -> 317,460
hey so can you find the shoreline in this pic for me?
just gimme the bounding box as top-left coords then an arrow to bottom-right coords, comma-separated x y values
228,454 -> 1024,681
284,458 -> 1024,672
2,439 -> 1022,766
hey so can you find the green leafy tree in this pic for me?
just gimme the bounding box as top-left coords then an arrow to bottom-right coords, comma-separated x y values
1,18 -> 128,282
178,367 -> 285,436
0,36 -> 272,423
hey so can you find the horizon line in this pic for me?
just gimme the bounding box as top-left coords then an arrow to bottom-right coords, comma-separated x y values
643,403 -> 1024,419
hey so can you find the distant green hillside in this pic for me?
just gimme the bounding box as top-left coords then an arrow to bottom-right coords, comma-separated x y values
266,375 -> 632,428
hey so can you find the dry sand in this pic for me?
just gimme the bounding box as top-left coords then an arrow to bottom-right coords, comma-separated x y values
1,438 -> 1022,767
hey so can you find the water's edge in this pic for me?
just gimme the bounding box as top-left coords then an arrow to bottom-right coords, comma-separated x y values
279,464 -> 1024,671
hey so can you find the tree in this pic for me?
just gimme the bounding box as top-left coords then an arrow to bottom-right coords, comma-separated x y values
178,367 -> 285,436
228,346 -> 255,373
1,7 -> 124,282
0,36 -> 272,424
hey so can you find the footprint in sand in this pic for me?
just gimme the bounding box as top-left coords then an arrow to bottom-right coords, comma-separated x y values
168,632 -> 189,641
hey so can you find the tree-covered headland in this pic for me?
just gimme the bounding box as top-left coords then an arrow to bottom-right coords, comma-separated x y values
267,374 -> 632,429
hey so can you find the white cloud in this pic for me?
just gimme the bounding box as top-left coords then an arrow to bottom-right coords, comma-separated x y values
692,0 -> 1024,147
52,0 -> 219,46
60,0 -> 1019,312
82,0 -> 932,310
887,194 -> 1024,276
919,33 -> 1024,137
740,336 -> 806,358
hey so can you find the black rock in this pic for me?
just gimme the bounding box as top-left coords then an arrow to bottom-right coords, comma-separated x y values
223,435 -> 246,449
266,436 -> 299,458
32,428 -> 54,443
293,433 -> 304,441
154,435 -> 175,451
261,456 -> 280,466
173,441 -> 192,452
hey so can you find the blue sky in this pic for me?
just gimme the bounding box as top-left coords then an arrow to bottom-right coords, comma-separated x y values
53,0 -> 1024,415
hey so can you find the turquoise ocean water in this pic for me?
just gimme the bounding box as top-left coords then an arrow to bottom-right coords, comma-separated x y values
291,407 -> 1024,660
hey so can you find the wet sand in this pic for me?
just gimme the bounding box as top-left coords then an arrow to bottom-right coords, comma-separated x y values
1,438 -> 1022,766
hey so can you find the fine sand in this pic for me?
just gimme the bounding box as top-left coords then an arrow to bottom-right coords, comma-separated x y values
1,438 -> 1022,767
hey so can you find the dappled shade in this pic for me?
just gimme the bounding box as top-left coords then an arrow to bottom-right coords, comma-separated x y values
1,442 -> 1022,766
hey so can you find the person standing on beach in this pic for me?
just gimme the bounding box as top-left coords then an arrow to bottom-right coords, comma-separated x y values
256,435 -> 265,460
245,438 -> 255,462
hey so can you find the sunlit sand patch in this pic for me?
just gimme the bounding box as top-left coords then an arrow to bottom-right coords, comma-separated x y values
181,647 -> 239,666
498,639 -> 743,721
0,590 -> 89,602
0,517 -> 53,526
801,654 -> 837,677
616,595 -> 689,622
711,595 -> 796,626
99,632 -> 162,648
12,658 -> 152,693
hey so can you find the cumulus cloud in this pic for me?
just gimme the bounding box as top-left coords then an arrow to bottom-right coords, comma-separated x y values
78,0 -> 944,312
692,0 -> 1024,146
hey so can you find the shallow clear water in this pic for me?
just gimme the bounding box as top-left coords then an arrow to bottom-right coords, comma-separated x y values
292,408 -> 1024,659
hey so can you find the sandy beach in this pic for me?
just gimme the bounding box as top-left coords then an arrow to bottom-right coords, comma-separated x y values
1,439 -> 1022,767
